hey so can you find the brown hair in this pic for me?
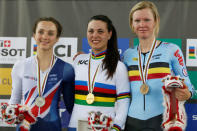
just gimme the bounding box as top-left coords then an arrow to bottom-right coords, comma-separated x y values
33,17 -> 62,38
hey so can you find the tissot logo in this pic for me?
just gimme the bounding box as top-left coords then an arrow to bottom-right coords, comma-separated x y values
0,37 -> 27,64
0,48 -> 25,56
78,60 -> 88,65
0,40 -> 24,56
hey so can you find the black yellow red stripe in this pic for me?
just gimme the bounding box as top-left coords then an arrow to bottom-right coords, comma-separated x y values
128,62 -> 170,81
117,92 -> 130,100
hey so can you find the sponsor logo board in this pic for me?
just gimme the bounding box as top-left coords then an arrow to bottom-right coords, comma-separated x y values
0,68 -> 12,95
31,37 -> 78,64
0,37 -> 27,64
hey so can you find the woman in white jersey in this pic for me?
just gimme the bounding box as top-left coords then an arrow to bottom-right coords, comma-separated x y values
10,17 -> 75,131
68,15 -> 130,131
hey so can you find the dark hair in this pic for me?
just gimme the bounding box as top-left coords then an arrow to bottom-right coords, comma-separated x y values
33,17 -> 62,38
89,15 -> 120,79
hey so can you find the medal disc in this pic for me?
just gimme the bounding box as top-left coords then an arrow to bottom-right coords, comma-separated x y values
86,93 -> 95,104
140,84 -> 149,95
35,96 -> 45,107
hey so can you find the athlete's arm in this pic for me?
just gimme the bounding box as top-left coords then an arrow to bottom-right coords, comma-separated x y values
170,44 -> 194,100
9,60 -> 24,104
112,62 -> 130,130
61,63 -> 75,114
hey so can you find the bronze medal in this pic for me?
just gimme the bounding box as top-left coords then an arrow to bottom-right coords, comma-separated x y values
86,93 -> 95,104
35,96 -> 46,107
140,84 -> 149,95
138,40 -> 157,95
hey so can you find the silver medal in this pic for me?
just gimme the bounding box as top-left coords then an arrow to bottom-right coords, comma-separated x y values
35,96 -> 45,107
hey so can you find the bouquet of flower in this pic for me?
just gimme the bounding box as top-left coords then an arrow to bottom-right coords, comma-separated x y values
0,103 -> 36,131
88,111 -> 113,131
162,75 -> 187,131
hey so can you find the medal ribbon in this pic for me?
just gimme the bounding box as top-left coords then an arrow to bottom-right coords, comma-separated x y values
88,54 -> 102,94
138,40 -> 157,84
36,55 -> 55,97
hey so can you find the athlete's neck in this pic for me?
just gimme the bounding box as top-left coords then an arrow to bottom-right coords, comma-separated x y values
91,50 -> 106,60
139,36 -> 155,53
92,47 -> 107,55
36,49 -> 54,72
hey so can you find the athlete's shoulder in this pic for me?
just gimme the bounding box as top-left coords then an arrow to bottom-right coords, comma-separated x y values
57,58 -> 75,81
116,60 -> 128,72
123,47 -> 137,63
75,53 -> 89,60
123,47 -> 137,56
12,57 -> 34,76
73,53 -> 89,65
160,42 -> 180,50
13,56 -> 34,68
117,60 -> 127,68
55,58 -> 74,70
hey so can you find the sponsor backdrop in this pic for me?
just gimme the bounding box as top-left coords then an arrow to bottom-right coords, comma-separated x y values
82,38 -> 130,57
0,0 -> 197,131
186,39 -> 197,67
0,68 -> 12,95
0,37 -> 27,64
31,37 -> 78,64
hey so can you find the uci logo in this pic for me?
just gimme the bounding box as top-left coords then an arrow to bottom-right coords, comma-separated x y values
0,78 -> 12,85
78,60 -> 88,65
54,44 -> 71,57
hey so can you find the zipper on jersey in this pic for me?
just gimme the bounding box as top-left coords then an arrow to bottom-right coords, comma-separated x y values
142,53 -> 147,111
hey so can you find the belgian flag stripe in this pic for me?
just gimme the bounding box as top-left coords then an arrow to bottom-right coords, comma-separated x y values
129,67 -> 170,76
128,62 -> 169,70
129,73 -> 170,81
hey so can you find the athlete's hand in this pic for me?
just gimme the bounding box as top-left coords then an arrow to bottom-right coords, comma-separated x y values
175,83 -> 191,101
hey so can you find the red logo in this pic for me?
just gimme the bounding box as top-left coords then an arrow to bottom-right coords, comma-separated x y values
4,40 -> 11,47
182,68 -> 188,77
174,49 -> 184,66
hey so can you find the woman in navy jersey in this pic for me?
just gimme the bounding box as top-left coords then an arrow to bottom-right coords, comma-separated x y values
68,15 -> 130,131
10,17 -> 75,131
123,1 -> 194,130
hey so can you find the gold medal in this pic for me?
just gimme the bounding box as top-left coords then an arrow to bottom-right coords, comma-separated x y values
140,84 -> 149,95
35,96 -> 45,107
87,55 -> 101,105
86,93 -> 95,104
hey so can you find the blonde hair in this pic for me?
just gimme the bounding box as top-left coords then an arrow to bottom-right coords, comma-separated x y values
129,1 -> 160,37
